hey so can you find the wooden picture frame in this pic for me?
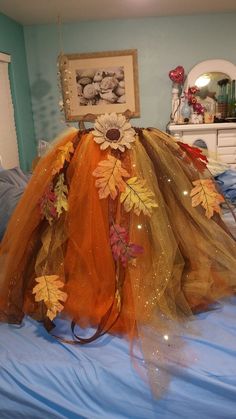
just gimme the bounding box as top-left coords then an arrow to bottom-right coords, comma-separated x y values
59,49 -> 140,121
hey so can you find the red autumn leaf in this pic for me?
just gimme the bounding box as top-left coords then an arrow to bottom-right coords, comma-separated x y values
177,141 -> 208,173
39,184 -> 57,224
110,224 -> 143,267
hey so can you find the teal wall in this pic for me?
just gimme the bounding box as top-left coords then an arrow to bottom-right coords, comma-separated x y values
23,13 -> 236,141
0,13 -> 36,170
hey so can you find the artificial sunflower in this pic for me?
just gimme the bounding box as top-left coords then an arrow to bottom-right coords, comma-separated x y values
92,112 -> 136,152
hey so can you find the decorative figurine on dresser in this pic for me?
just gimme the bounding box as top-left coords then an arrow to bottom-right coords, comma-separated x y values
168,60 -> 236,169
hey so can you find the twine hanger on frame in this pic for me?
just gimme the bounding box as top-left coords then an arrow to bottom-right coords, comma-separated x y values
77,109 -> 135,131
57,14 -> 64,56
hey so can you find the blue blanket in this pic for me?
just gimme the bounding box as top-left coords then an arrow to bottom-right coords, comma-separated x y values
0,167 -> 29,240
0,297 -> 236,419
215,169 -> 236,204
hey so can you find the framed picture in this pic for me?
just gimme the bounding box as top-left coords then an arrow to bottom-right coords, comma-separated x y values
59,49 -> 140,121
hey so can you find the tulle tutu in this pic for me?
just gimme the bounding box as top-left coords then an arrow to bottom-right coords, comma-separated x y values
0,116 -> 236,395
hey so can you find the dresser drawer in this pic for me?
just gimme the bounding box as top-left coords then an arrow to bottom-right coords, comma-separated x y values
217,146 -> 236,155
218,129 -> 236,146
182,130 -> 217,155
217,154 -> 236,164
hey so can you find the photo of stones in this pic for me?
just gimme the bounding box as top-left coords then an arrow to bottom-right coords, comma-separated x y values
76,66 -> 126,106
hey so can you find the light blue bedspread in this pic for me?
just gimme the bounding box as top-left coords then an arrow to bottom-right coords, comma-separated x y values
0,297 -> 236,419
216,169 -> 236,204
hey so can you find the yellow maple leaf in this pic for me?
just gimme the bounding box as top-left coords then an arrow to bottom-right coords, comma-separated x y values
46,301 -> 65,321
120,177 -> 158,217
52,141 -> 74,175
92,155 -> 130,199
32,275 -> 67,320
54,173 -> 69,216
190,179 -> 224,218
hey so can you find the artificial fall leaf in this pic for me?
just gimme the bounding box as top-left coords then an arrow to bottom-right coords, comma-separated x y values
190,179 -> 224,218
54,173 -> 68,216
120,177 -> 158,217
177,141 -> 208,173
52,141 -> 74,175
46,301 -> 65,322
39,184 -> 57,225
92,154 -> 130,199
115,289 -> 121,311
32,275 -> 67,320
110,223 -> 143,267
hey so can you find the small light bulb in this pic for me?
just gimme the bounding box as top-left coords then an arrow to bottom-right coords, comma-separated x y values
137,224 -> 142,229
183,190 -> 188,196
163,334 -> 169,341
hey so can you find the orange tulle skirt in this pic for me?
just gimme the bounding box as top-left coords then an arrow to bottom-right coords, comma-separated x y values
0,126 -> 236,394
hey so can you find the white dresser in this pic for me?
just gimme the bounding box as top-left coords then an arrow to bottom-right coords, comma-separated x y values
169,123 -> 236,169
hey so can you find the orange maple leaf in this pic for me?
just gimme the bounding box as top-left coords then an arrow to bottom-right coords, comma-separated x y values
92,155 -> 130,199
32,275 -> 67,320
190,179 -> 224,218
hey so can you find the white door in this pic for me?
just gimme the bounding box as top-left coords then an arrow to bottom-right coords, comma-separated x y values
0,52 -> 19,169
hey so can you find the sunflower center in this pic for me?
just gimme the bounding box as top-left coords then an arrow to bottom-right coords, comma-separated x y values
106,128 -> 121,142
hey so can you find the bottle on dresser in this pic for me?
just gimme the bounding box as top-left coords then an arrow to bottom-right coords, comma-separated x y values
217,78 -> 229,119
229,80 -> 236,117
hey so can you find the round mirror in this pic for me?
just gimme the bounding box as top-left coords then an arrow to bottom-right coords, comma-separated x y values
186,61 -> 236,120
186,60 -> 236,87
195,72 -> 230,100
194,72 -> 231,114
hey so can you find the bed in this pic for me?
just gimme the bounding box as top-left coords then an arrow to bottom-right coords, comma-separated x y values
1,298 -> 236,419
0,165 -> 236,419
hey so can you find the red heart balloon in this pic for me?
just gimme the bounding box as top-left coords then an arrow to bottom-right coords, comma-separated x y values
169,66 -> 185,84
